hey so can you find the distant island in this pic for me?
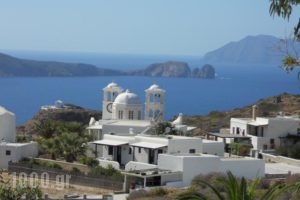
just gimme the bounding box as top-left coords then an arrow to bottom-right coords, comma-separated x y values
0,52 -> 215,78
201,34 -> 300,65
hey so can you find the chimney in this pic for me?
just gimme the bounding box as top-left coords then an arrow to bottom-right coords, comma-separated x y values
252,105 -> 257,121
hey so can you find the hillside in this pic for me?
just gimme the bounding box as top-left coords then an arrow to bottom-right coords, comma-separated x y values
0,52 -> 215,78
0,53 -> 123,77
17,104 -> 102,135
183,93 -> 300,135
18,93 -> 300,137
201,35 -> 300,65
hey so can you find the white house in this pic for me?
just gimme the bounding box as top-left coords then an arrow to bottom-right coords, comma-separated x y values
91,134 -> 223,168
230,106 -> 300,152
0,106 -> 38,169
157,153 -> 265,187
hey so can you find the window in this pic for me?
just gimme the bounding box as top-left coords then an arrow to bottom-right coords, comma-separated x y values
128,111 -> 134,120
236,128 -> 240,135
6,150 -> 11,156
128,147 -> 132,155
158,149 -> 163,154
118,110 -> 123,119
108,146 -> 113,155
297,128 -> 300,134
138,111 -> 141,120
138,147 -> 141,153
189,149 -> 196,154
232,127 -> 235,134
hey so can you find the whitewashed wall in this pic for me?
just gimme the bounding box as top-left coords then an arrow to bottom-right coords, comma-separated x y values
0,110 -> 16,143
167,137 -> 202,154
202,140 -> 224,156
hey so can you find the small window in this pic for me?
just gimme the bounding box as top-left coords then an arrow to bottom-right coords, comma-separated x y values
6,150 -> 11,156
138,147 -> 141,153
189,149 -> 196,154
128,111 -> 134,120
158,149 -> 163,154
297,128 -> 300,134
128,147 -> 132,155
108,146 -> 113,155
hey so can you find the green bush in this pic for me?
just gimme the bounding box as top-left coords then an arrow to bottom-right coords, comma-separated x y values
88,164 -> 121,177
86,158 -> 99,167
47,162 -> 62,169
71,167 -> 81,174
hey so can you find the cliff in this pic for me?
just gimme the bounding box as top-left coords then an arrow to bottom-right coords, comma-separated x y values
129,61 -> 215,78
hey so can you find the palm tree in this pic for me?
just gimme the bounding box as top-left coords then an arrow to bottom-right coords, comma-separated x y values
177,171 -> 289,200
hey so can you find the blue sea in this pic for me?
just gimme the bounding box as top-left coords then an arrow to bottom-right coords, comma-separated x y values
0,51 -> 299,125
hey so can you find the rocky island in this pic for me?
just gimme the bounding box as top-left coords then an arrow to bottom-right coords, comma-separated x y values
129,61 -> 215,78
0,52 -> 215,79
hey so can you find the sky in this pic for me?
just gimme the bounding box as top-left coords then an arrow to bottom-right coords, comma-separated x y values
0,0 -> 299,56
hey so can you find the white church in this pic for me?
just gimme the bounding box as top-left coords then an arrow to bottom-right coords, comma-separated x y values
102,82 -> 165,121
87,82 -> 265,189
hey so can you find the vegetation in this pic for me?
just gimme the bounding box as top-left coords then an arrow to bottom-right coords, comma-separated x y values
0,171 -> 42,200
269,0 -> 300,75
153,122 -> 182,135
228,142 -> 252,156
88,165 -> 122,178
275,142 -> 300,158
36,119 -> 94,162
127,172 -> 300,200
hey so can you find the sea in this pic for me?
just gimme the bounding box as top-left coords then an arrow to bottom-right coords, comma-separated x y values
0,50 -> 299,125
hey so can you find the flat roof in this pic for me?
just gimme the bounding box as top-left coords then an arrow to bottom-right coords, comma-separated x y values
131,142 -> 167,149
248,121 -> 268,126
108,120 -> 151,127
265,162 -> 300,175
208,132 -> 251,138
122,168 -> 181,178
92,139 -> 128,146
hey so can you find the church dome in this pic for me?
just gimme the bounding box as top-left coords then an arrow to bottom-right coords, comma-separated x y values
114,89 -> 141,105
145,84 -> 165,92
104,82 -> 119,89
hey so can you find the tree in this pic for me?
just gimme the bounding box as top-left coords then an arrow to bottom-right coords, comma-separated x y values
269,0 -> 300,73
183,171 -> 290,200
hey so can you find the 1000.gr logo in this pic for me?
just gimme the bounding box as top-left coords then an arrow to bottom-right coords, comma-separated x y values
10,172 -> 71,190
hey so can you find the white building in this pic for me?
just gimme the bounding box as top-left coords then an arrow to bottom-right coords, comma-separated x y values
101,82 -> 165,121
91,134 -> 224,167
0,106 -> 16,143
0,106 -> 38,169
157,153 -> 264,187
87,82 -> 265,189
230,105 -> 300,152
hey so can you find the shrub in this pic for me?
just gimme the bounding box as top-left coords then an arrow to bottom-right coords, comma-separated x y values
86,158 -> 99,168
47,162 -> 62,169
149,187 -> 168,196
71,167 -> 81,174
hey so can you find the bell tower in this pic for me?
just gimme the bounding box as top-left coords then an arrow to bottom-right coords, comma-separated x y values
102,82 -> 122,120
145,84 -> 165,121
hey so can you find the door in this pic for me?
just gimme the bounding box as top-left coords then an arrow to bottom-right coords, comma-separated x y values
149,149 -> 155,164
117,146 -> 122,164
